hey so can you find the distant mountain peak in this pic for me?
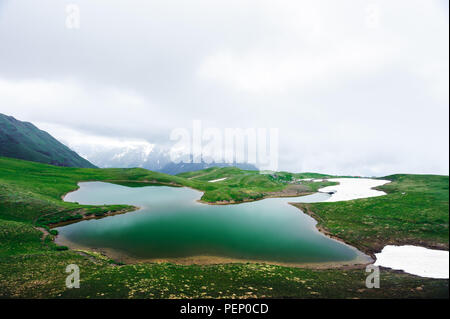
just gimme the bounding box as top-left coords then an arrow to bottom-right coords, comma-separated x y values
63,136 -> 258,174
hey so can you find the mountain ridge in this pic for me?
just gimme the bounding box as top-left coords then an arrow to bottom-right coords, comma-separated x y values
68,139 -> 259,174
0,113 -> 96,168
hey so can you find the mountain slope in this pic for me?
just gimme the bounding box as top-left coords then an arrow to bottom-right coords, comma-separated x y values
0,114 -> 96,168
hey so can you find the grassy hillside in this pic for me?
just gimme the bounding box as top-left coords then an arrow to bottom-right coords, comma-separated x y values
0,113 -> 96,168
0,157 -> 188,226
0,157 -> 448,299
0,157 -> 333,227
177,167 -> 335,202
293,174 -> 449,255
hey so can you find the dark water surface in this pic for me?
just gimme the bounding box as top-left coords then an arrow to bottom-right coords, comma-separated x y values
56,182 -> 366,264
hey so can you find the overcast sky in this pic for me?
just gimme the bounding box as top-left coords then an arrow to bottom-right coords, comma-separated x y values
0,0 -> 448,176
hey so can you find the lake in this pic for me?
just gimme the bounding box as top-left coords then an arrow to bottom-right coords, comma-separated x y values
56,182 -> 370,266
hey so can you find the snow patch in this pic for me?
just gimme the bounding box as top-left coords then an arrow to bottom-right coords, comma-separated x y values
319,178 -> 389,202
374,245 -> 449,279
208,177 -> 228,183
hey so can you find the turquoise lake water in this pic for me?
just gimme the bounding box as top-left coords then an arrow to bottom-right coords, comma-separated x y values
56,182 -> 367,265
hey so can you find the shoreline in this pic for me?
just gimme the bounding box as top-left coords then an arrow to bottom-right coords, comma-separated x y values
53,181 -> 372,270
53,179 -> 450,276
293,203 -> 450,260
55,235 -> 372,270
49,205 -> 140,228
55,179 -> 448,273
197,191 -> 315,205
291,203 -> 378,261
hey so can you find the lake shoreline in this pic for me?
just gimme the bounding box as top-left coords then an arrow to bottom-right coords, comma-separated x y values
48,205 -> 140,228
55,235 -> 372,270
54,182 -> 373,270
291,203 -> 378,261
293,203 -> 450,262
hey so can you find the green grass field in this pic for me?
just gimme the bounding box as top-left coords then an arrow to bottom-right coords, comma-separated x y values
0,157 -> 334,226
294,174 -> 449,255
0,157 -> 448,298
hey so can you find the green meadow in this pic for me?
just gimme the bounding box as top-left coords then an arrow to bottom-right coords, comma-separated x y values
0,156 -> 448,298
294,174 -> 449,255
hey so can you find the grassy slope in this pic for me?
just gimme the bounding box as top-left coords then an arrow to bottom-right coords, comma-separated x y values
293,174 -> 449,255
177,167 -> 335,202
0,157 -> 333,226
0,157 -> 448,298
0,157 -> 188,225
0,113 -> 96,168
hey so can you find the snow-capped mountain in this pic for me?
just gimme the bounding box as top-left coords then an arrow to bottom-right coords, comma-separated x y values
68,141 -> 257,174
70,142 -> 170,171
34,123 -> 259,174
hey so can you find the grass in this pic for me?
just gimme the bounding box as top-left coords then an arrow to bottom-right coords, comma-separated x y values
177,167 -> 335,202
1,252 -> 448,299
0,157 -> 334,226
293,174 -> 449,255
0,220 -> 44,256
0,113 -> 96,168
0,156 -> 448,299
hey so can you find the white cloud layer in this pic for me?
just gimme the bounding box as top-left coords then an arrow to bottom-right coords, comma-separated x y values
0,0 -> 448,175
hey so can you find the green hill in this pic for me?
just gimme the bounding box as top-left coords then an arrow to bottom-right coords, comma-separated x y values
294,174 -> 449,255
0,157 -> 448,298
0,113 -> 96,168
0,157 -> 333,226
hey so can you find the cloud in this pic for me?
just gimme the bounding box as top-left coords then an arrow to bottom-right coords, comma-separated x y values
0,77 -> 170,140
34,122 -> 154,151
0,0 -> 448,175
197,44 -> 394,93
